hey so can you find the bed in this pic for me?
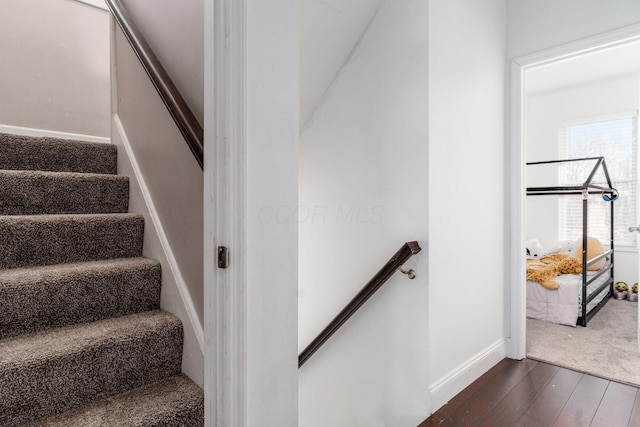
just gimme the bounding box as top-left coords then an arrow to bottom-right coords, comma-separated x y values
526,262 -> 612,327
526,157 -> 615,327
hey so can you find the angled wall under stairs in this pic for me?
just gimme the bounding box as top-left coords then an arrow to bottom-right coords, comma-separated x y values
0,132 -> 204,426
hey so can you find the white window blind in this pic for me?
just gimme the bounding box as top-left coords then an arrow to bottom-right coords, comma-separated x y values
558,116 -> 637,247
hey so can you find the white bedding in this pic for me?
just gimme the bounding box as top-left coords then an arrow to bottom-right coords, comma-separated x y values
526,271 -> 610,327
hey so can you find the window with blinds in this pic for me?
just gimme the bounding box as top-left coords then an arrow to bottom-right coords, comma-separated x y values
559,116 -> 637,248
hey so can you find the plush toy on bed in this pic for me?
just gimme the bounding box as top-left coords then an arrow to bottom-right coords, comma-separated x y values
525,238 -> 544,259
526,236 -> 606,290
570,237 -> 606,271
544,239 -> 574,256
527,253 -> 582,290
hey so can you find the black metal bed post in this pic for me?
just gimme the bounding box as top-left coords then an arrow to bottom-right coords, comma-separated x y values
610,196 -> 615,294
601,158 -> 615,298
580,193 -> 588,326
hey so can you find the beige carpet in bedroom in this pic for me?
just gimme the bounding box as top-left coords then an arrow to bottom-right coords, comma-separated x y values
527,298 -> 640,387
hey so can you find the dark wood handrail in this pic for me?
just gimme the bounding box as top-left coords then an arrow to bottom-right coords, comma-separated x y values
105,0 -> 204,169
298,241 -> 421,368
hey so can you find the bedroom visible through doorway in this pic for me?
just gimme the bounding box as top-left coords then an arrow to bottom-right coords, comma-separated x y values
523,40 -> 640,386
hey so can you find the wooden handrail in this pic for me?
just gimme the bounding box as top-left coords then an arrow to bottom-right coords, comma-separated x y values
105,0 -> 204,169
298,241 -> 421,368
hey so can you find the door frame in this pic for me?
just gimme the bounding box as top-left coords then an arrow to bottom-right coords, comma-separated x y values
204,1 -> 300,426
509,23 -> 640,360
204,0 -> 247,425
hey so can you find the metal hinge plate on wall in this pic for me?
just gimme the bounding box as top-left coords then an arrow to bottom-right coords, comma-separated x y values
218,246 -> 229,269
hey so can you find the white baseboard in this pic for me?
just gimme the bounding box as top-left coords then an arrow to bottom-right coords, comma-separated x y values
112,115 -> 205,352
0,124 -> 110,144
429,338 -> 507,412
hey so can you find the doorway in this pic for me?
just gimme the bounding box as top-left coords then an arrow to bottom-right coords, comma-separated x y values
511,28 -> 640,385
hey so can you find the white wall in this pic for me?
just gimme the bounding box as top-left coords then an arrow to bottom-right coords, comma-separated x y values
428,0 -> 508,412
0,0 -> 110,137
76,0 -> 107,10
121,0 -> 204,125
300,0 -> 383,127
112,24 -> 204,384
113,26 -> 204,326
113,121 -> 204,386
508,0 -> 640,59
526,76 -> 639,284
298,1 -> 429,425
245,0 -> 300,425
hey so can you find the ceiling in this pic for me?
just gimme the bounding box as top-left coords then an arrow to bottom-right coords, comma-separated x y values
526,40 -> 640,94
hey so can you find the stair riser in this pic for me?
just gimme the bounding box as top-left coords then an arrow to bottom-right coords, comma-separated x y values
0,134 -> 117,174
0,323 -> 183,426
0,215 -> 144,269
0,172 -> 129,215
0,263 -> 161,340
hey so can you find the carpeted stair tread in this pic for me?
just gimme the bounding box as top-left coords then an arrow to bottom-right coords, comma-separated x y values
0,213 -> 144,269
0,257 -> 161,340
26,374 -> 204,427
0,170 -> 129,215
0,133 -> 117,174
0,310 -> 183,426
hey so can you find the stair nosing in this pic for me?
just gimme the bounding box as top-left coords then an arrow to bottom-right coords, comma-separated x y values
0,310 -> 179,363
0,212 -> 143,220
0,256 -> 158,276
26,374 -> 203,427
0,169 -> 129,180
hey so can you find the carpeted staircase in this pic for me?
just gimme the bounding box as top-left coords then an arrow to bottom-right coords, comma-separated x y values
0,133 -> 204,426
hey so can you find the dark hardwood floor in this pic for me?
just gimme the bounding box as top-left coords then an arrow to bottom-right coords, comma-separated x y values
419,358 -> 640,427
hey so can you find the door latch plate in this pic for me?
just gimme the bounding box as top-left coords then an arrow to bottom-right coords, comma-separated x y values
218,246 -> 229,269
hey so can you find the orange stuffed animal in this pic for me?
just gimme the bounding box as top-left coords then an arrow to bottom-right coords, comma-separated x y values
571,237 -> 606,271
